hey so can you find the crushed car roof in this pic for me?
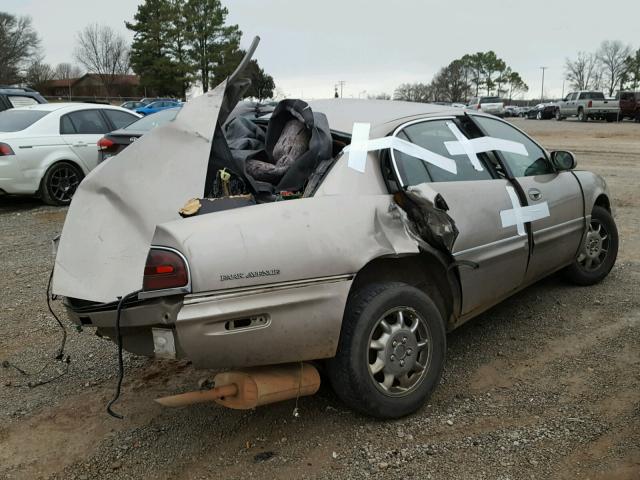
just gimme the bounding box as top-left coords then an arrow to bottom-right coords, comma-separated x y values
305,99 -> 460,135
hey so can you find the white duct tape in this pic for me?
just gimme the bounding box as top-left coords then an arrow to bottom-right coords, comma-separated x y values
445,121 -> 484,171
346,123 -> 457,175
444,124 -> 528,172
501,185 -> 550,236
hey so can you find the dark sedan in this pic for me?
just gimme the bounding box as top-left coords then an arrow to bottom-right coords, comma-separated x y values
525,103 -> 556,120
97,107 -> 181,162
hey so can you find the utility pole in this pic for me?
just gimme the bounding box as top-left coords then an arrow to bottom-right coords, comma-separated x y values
561,79 -> 565,99
540,66 -> 547,103
337,80 -> 346,98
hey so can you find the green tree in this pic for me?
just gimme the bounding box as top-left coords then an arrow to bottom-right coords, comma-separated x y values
461,53 -> 485,97
127,0 -> 181,97
183,0 -> 241,93
623,49 -> 640,90
505,71 -> 528,101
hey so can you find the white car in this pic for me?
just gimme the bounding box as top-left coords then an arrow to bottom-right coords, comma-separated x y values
0,103 -> 140,205
467,96 -> 505,117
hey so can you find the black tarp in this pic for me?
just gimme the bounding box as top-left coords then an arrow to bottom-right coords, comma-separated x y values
205,99 -> 333,198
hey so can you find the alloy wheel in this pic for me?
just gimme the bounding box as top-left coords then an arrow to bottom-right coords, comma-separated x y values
49,165 -> 80,203
577,218 -> 610,271
367,307 -> 432,397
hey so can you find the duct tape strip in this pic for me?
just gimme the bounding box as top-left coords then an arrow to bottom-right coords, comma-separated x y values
445,121 -> 484,171
345,122 -> 457,175
501,185 -> 550,236
444,124 -> 529,171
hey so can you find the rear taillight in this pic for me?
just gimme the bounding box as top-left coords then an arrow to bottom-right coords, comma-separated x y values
477,104 -> 481,109
588,100 -> 593,108
143,248 -> 188,291
0,142 -> 15,156
97,137 -> 115,151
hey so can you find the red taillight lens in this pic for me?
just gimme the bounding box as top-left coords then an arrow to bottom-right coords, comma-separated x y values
477,104 -> 481,109
588,100 -> 593,108
143,249 -> 188,291
97,137 -> 115,151
0,142 -> 15,156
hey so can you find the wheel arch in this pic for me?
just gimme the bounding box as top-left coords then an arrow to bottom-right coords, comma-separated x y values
594,193 -> 611,213
349,252 -> 460,330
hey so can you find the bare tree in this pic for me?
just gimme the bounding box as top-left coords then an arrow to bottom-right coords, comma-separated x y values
565,52 -> 600,91
25,57 -> 55,90
596,40 -> 632,96
74,23 -> 130,97
0,12 -> 41,84
393,83 -> 432,102
55,62 -> 82,80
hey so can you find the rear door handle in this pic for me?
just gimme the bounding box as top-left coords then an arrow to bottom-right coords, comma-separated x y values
528,188 -> 542,201
73,142 -> 87,147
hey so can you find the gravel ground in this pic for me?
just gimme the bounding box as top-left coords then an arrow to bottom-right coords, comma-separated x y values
0,118 -> 638,480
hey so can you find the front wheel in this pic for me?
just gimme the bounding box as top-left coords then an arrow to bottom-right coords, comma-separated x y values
555,109 -> 563,121
564,206 -> 618,286
327,282 -> 446,419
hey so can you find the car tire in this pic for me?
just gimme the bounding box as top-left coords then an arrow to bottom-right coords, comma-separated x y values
536,111 -> 542,120
327,282 -> 446,419
578,108 -> 587,122
563,206 -> 618,286
40,161 -> 83,206
555,109 -> 563,121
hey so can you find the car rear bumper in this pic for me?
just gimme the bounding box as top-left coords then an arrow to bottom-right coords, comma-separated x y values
0,157 -> 39,194
64,275 -> 352,368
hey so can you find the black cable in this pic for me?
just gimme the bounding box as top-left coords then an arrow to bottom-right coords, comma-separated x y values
106,289 -> 142,419
46,265 -> 67,360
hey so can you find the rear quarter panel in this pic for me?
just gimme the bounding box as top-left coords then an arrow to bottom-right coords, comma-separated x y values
151,195 -> 420,294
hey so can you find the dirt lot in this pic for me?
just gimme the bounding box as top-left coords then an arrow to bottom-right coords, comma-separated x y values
1,118 -> 638,480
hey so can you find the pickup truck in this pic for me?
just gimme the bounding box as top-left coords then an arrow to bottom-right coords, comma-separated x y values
617,91 -> 640,122
554,91 -> 618,122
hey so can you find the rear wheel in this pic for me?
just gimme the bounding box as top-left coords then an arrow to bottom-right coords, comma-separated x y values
578,108 -> 587,122
327,282 -> 446,419
555,109 -> 564,121
564,206 -> 618,286
40,161 -> 83,206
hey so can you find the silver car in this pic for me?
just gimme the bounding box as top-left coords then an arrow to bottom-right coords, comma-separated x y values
54,75 -> 618,419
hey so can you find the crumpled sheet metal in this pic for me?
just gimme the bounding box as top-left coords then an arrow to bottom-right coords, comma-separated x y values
52,82 -> 227,303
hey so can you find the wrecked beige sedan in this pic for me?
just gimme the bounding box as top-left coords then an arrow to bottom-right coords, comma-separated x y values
53,57 -> 618,419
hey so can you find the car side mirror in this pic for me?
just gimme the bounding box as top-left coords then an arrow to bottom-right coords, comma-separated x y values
550,150 -> 576,171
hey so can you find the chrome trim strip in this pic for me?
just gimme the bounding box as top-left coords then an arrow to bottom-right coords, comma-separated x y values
138,245 -> 192,300
534,216 -> 583,234
184,274 -> 354,305
453,235 -> 522,257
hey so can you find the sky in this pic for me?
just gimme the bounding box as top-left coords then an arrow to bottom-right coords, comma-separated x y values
4,0 -> 640,101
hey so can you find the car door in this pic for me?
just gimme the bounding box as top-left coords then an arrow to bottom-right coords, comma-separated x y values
60,109 -> 111,171
471,115 -> 584,283
389,116 -> 530,317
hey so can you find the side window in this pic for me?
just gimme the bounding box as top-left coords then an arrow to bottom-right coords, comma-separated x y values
63,109 -> 109,134
569,93 -> 578,101
60,115 -> 76,134
8,96 -> 39,108
578,92 -> 587,100
103,109 -> 137,129
392,119 -> 494,185
472,116 -> 553,177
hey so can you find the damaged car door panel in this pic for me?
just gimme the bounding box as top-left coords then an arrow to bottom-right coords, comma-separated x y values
54,45 -> 617,418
